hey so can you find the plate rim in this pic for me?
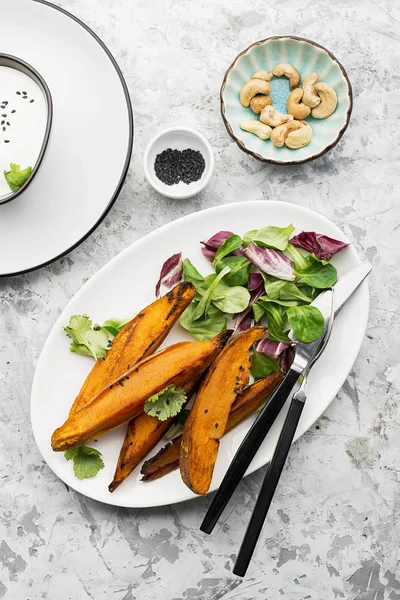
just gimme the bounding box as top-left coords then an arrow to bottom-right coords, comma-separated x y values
220,35 -> 353,166
31,200 -> 369,508
0,0 -> 134,278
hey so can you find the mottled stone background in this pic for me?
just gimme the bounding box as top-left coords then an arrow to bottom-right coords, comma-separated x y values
1,0 -> 399,598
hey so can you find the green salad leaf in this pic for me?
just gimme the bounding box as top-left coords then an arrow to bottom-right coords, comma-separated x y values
165,408 -> 190,440
253,302 -> 266,323
261,302 -> 291,343
102,316 -> 130,337
212,234 -> 242,267
4,163 -> 33,191
285,243 -> 310,271
215,256 -> 251,287
244,224 -> 295,251
64,315 -> 112,360
211,279 -> 250,314
243,229 -> 258,247
264,280 -> 313,303
193,266 -> 231,320
296,262 -> 337,289
286,305 -> 324,343
183,258 -> 204,289
251,350 -> 280,380
64,445 -> 104,479
144,385 -> 187,421
180,302 -> 227,340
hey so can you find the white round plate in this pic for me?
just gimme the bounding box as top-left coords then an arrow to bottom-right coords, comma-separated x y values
0,0 -> 133,276
31,201 -> 369,508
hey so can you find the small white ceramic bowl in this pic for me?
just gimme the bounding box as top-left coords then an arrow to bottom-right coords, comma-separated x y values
144,127 -> 214,199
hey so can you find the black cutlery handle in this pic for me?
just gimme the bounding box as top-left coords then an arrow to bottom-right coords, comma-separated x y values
233,397 -> 305,577
200,368 -> 300,535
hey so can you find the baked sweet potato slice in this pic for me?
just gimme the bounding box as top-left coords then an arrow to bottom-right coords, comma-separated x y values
69,282 -> 196,415
180,326 -> 266,495
51,330 -> 232,452
108,378 -> 199,492
141,372 -> 282,482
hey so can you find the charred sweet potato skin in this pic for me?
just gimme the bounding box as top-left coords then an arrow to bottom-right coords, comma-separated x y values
69,282 -> 196,415
108,379 -> 198,492
141,372 -> 283,482
225,371 -> 283,433
51,331 -> 231,452
180,326 -> 267,495
141,436 -> 181,481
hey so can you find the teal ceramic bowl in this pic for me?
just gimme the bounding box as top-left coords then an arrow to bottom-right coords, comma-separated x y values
221,36 -> 352,165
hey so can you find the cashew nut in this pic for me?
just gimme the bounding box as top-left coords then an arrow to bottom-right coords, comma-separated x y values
249,94 -> 273,114
272,63 -> 301,89
287,88 -> 311,120
285,120 -> 313,149
302,73 -> 321,108
260,105 -> 293,128
252,70 -> 273,82
240,79 -> 272,107
311,82 -> 338,118
270,121 -> 302,147
240,120 -> 272,140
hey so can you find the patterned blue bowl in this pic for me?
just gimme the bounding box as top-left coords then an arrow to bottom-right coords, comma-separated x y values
221,36 -> 352,165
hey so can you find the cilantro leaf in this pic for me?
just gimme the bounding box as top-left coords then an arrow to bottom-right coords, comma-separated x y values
64,445 -> 104,480
64,315 -> 112,360
144,385 -> 187,421
165,408 -> 190,439
4,163 -> 33,191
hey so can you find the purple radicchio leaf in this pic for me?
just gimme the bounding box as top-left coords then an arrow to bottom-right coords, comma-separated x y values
290,231 -> 349,260
233,310 -> 253,334
256,338 -> 289,359
200,231 -> 242,263
155,252 -> 183,298
278,344 -> 295,373
248,272 -> 265,303
243,243 -> 296,282
233,273 -> 265,334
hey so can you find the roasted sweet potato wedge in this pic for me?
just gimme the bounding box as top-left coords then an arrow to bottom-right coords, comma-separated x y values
51,330 -> 232,452
141,372 -> 283,482
70,282 -> 196,415
108,378 -> 199,493
180,326 -> 266,495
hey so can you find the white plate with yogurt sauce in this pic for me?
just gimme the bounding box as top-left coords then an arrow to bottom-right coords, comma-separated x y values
31,201 -> 369,508
0,0 -> 133,276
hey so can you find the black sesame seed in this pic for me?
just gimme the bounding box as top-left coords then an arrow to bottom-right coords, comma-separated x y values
2,114 -> 6,118
2,127 -> 5,132
30,99 -> 35,103
154,148 -> 205,186
11,110 -> 15,114
4,140 -> 9,143
204,409 -> 208,413
215,423 -> 219,428
166,399 -> 170,405
93,325 -> 100,331
6,122 -> 10,126
22,91 -> 27,95
16,91 -> 21,95
1,121 -> 4,125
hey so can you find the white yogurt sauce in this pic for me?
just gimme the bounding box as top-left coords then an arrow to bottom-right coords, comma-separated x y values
0,65 -> 48,198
